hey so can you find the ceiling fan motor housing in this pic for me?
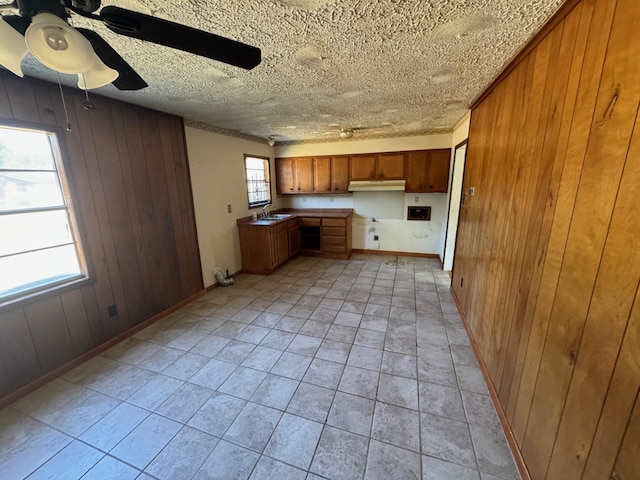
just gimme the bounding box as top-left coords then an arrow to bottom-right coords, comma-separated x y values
17,0 -> 67,19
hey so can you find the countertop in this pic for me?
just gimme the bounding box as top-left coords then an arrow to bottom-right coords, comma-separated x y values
237,208 -> 353,226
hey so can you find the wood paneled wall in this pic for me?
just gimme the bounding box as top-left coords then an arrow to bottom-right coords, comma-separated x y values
0,72 -> 203,399
451,0 -> 640,478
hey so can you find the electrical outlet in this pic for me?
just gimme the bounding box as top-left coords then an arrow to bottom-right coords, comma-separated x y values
373,235 -> 379,241
107,304 -> 117,317
227,204 -> 232,213
414,196 -> 419,202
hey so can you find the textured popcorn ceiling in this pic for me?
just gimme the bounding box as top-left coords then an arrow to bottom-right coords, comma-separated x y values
11,0 -> 565,143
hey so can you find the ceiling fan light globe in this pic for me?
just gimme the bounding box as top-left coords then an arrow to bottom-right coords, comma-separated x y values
340,129 -> 353,139
0,18 -> 28,77
77,55 -> 119,89
25,13 -> 95,74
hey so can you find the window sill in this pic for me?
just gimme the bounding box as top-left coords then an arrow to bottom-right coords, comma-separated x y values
0,276 -> 95,312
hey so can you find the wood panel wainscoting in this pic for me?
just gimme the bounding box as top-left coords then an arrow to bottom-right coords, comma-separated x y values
451,0 -> 640,479
0,72 -> 203,401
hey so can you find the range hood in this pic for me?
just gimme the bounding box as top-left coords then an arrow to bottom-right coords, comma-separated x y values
348,180 -> 406,192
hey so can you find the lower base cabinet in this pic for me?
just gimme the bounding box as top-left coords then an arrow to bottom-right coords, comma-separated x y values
238,214 -> 352,274
238,218 -> 299,274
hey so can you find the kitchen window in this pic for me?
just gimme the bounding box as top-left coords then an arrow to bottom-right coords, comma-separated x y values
245,155 -> 272,208
0,124 -> 87,305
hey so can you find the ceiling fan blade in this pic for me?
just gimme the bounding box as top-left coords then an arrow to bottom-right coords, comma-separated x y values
76,28 -> 148,90
99,6 -> 261,70
2,14 -> 30,34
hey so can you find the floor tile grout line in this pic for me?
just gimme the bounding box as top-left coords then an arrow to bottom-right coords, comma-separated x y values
4,255 -> 504,480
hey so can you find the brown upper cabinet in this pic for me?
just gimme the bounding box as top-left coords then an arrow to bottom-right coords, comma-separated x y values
277,155 -> 350,194
350,152 -> 406,180
276,157 -> 313,193
405,149 -> 451,193
331,155 -> 350,192
277,149 -> 449,194
313,156 -> 331,192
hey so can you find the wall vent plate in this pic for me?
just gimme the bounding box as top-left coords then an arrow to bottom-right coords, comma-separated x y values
407,206 -> 431,221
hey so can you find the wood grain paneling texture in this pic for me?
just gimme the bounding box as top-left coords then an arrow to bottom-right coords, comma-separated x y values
0,72 -> 202,398
451,0 -> 640,478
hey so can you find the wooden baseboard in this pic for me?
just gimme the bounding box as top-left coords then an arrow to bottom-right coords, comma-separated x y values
352,249 -> 441,260
0,288 -> 207,409
450,287 -> 532,480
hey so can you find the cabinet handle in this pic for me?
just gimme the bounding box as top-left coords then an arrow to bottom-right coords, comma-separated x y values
327,187 -> 331,190
380,172 -> 385,178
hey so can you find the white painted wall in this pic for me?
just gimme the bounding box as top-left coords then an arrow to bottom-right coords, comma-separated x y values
185,126 -> 278,287
275,133 -> 453,257
443,113 -> 471,271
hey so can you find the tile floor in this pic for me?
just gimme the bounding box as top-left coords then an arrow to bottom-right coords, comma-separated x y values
0,254 -> 520,480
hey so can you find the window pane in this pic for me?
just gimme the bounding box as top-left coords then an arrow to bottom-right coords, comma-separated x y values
245,158 -> 265,170
0,129 -> 55,170
0,244 -> 82,299
0,171 -> 65,212
246,157 -> 271,207
0,210 -> 74,257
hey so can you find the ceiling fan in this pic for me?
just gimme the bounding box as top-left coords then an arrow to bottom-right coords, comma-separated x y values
338,124 -> 393,139
0,0 -> 261,90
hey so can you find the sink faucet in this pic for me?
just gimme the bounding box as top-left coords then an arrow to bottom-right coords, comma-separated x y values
262,204 -> 270,218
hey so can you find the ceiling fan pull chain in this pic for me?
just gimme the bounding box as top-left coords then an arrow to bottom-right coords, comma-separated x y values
82,81 -> 96,110
56,72 -> 72,132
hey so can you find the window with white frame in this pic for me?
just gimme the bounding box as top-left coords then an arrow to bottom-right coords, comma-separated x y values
245,155 -> 272,208
0,124 -> 87,304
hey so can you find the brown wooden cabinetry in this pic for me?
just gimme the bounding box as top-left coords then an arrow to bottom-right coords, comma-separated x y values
276,157 -> 313,193
405,148 -> 451,193
321,217 -> 352,258
277,149 -> 448,194
377,152 -> 406,179
238,218 -> 300,274
295,157 -> 313,192
331,155 -> 350,192
350,154 -> 377,180
313,156 -> 331,192
276,157 -> 295,194
277,156 -> 350,194
350,152 -> 405,180
287,219 -> 300,256
239,213 -> 351,272
275,222 -> 289,265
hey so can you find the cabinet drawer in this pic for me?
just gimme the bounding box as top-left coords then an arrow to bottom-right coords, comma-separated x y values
322,226 -> 346,236
299,217 -> 321,226
323,244 -> 347,253
276,222 -> 288,234
322,218 -> 346,227
286,218 -> 298,229
322,235 -> 346,246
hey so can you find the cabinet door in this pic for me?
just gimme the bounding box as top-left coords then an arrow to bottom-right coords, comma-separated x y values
377,152 -> 405,179
331,155 -> 350,192
313,156 -> 331,192
276,229 -> 289,265
275,158 -> 295,194
405,151 -> 428,192
294,157 -> 314,192
288,226 -> 300,256
350,154 -> 377,180
269,226 -> 279,269
426,149 -> 451,192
